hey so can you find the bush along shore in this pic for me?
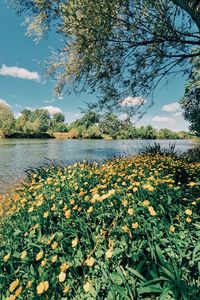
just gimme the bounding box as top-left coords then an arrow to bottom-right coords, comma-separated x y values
0,153 -> 200,299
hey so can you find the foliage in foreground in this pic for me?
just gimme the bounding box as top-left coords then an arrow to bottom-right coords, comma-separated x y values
0,154 -> 200,299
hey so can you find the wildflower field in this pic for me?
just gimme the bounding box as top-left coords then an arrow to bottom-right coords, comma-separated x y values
0,154 -> 199,299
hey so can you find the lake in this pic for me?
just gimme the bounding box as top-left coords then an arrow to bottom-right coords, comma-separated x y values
0,139 -> 196,193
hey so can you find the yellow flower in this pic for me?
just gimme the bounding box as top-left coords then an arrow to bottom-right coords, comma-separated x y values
87,206 -> 93,214
169,225 -> 175,233
20,250 -> 27,260
188,182 -> 196,187
51,241 -> 58,250
51,255 -> 57,263
6,295 -> 16,300
186,217 -> 192,223
105,249 -> 113,259
14,286 -> 22,297
148,206 -> 157,216
70,199 -> 75,205
185,209 -> 192,216
9,279 -> 20,293
36,281 -> 49,294
65,209 -> 71,219
36,200 -> 43,207
128,208 -> 134,215
3,253 -> 10,262
41,259 -> 47,267
122,225 -> 129,233
36,250 -> 44,261
60,262 -> 70,272
85,256 -> 95,267
43,211 -> 49,218
132,222 -> 139,229
63,285 -> 70,294
58,272 -> 66,283
142,200 -> 150,207
132,187 -> 138,192
26,280 -> 33,288
83,281 -> 91,293
28,206 -> 34,213
72,238 -> 78,248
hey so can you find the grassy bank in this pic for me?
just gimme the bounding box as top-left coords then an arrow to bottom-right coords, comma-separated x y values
0,154 -> 199,299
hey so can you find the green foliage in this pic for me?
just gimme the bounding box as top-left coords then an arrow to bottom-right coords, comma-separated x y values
180,48 -> 200,136
0,104 -> 15,136
7,0 -> 200,115
0,154 -> 199,299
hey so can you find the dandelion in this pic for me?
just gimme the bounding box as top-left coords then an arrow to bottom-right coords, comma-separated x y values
72,238 -> 78,248
148,206 -> 157,216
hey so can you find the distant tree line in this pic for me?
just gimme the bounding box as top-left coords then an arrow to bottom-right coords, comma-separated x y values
0,104 -> 190,139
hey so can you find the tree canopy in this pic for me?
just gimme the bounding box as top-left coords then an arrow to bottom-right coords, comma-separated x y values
8,0 -> 200,116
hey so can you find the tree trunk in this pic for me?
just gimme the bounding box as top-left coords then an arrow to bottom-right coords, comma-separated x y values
172,0 -> 200,31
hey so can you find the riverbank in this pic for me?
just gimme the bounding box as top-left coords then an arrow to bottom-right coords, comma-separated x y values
0,152 -> 199,299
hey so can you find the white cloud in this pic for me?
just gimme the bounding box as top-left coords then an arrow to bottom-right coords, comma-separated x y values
0,98 -> 11,107
42,106 -> 62,115
120,96 -> 145,106
161,102 -> 180,112
0,64 -> 40,81
65,112 -> 82,124
152,116 -> 173,123
174,111 -> 182,117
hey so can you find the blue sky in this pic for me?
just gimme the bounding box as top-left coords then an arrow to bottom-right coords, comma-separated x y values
0,0 -> 189,130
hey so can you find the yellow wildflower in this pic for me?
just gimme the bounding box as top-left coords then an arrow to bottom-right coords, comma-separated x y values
105,249 -> 113,259
9,279 -> 19,293
63,285 -> 70,294
28,206 -> 34,213
36,281 -> 49,294
43,211 -> 49,218
20,250 -> 27,260
83,281 -> 91,293
72,238 -> 78,248
87,206 -> 93,214
58,272 -> 66,283
132,222 -> 139,229
85,256 -> 95,267
51,255 -> 57,263
36,250 -> 44,261
142,200 -> 150,207
186,217 -> 192,223
60,262 -> 70,272
15,286 -> 22,297
128,208 -> 134,215
26,280 -> 33,288
65,209 -> 71,219
169,225 -> 175,233
3,253 -> 10,262
185,209 -> 192,216
51,241 -> 58,250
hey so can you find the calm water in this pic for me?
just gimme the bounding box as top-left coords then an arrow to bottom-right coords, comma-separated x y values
0,139 -> 196,193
